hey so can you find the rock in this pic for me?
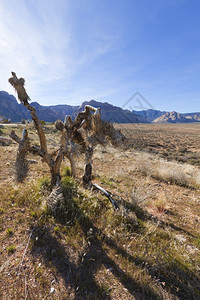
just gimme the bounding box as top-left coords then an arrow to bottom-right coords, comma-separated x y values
175,234 -> 186,243
28,159 -> 38,164
0,136 -> 12,146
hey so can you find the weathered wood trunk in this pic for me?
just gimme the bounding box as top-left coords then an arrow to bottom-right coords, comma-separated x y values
66,152 -> 76,178
83,146 -> 93,187
10,129 -> 30,182
8,72 -> 64,188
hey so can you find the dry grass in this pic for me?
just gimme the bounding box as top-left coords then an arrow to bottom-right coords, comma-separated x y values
133,151 -> 200,188
0,124 -> 200,299
117,122 -> 200,166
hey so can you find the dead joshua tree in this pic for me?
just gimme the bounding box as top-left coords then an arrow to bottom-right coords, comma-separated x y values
9,72 -> 125,214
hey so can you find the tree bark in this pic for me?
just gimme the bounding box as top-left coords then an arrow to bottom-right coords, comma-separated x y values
10,129 -> 30,182
83,146 -> 93,187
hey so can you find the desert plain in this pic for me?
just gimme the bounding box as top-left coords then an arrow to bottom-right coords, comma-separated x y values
0,122 -> 200,299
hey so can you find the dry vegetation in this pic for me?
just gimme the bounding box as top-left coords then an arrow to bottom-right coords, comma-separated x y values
0,123 -> 200,299
119,123 -> 200,166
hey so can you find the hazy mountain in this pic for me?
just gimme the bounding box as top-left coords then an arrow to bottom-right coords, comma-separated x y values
0,91 -> 23,121
22,102 -> 68,122
133,109 -> 167,122
0,93 -> 142,123
0,92 -> 77,122
182,112 -> 200,121
0,91 -> 200,124
48,104 -> 79,119
153,111 -> 198,123
75,100 -> 141,123
25,100 -> 141,123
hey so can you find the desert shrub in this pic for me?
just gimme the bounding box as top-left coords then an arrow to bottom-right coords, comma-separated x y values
6,245 -> 16,254
177,156 -> 187,163
179,147 -> 187,153
54,226 -> 60,234
134,154 -> 153,177
157,166 -> 188,186
133,151 -> 200,188
194,174 -> 200,188
38,177 -> 52,192
154,192 -> 167,212
6,228 -> 13,236
52,175 -> 79,224
62,175 -> 77,199
62,166 -> 72,177
132,186 -> 151,206
40,120 -> 46,125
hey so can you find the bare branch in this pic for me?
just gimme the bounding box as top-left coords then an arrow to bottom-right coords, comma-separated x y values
9,130 -> 21,144
9,72 -> 48,153
29,145 -> 45,157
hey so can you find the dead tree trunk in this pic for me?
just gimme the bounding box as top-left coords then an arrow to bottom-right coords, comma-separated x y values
10,129 -> 30,182
8,72 -> 63,187
83,146 -> 93,187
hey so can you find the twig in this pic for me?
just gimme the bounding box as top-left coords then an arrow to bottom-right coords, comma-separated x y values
14,214 -> 44,300
22,265 -> 28,300
17,214 -> 44,272
0,236 -> 30,273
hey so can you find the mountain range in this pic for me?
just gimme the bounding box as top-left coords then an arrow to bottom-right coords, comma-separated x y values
0,91 -> 199,124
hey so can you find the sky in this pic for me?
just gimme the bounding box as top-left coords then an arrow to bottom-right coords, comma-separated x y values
0,0 -> 200,113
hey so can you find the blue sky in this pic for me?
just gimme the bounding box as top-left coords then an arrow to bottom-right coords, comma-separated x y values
0,0 -> 200,112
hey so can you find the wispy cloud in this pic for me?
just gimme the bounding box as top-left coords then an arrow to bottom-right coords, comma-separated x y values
0,0 -> 200,112
0,1 -> 71,93
0,0 -> 119,103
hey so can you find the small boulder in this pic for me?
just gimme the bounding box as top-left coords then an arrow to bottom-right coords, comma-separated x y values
0,136 -> 12,146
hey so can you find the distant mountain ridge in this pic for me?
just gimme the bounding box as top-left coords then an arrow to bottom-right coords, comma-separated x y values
0,92 -> 142,123
0,91 -> 199,123
182,112 -> 200,121
133,109 -> 167,122
0,91 -> 24,121
76,100 -> 141,123
153,111 -> 199,123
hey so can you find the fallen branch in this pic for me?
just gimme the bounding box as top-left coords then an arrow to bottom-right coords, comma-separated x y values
93,183 -> 119,210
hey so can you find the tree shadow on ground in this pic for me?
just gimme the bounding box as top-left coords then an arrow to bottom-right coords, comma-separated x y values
30,198 -> 159,299
121,198 -> 196,237
114,198 -> 200,299
103,232 -> 200,300
30,195 -> 200,300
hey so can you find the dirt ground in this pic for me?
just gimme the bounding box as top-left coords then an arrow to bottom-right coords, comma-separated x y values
117,123 -> 200,166
0,123 -> 200,299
